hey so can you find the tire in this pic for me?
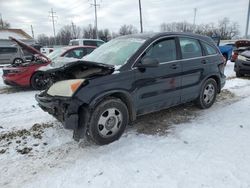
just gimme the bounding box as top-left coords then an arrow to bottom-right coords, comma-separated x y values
30,72 -> 51,90
196,78 -> 218,109
13,58 -> 23,65
236,71 -> 243,78
87,98 -> 129,145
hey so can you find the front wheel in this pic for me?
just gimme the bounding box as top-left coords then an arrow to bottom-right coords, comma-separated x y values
30,72 -> 51,90
236,71 -> 244,78
87,98 -> 129,145
196,78 -> 218,109
13,58 -> 23,65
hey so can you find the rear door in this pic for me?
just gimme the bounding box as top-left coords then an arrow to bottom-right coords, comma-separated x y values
134,37 -> 182,115
178,37 -> 210,102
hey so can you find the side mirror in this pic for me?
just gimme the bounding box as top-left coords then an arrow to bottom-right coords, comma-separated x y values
137,57 -> 159,68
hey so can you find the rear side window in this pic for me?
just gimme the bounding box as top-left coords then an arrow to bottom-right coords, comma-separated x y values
0,47 -> 17,54
142,39 -> 177,63
97,41 -> 104,47
201,41 -> 217,55
83,40 -> 97,46
179,37 -> 202,59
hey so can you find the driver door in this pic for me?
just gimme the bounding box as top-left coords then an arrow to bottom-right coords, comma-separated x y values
134,37 -> 182,115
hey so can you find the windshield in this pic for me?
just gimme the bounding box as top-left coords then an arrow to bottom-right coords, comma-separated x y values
47,48 -> 66,61
83,38 -> 145,66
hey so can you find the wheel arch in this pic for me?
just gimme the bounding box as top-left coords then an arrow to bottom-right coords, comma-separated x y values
88,90 -> 136,122
204,74 -> 221,93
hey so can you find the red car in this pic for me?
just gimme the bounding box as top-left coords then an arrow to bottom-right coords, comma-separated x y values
2,38 -> 96,90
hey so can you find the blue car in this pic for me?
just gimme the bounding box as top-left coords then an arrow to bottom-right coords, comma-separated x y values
212,37 -> 233,62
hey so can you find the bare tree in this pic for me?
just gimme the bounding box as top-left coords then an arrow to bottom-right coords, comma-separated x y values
98,29 -> 111,42
83,24 -> 96,39
119,24 -> 138,35
0,20 -> 10,29
160,17 -> 240,39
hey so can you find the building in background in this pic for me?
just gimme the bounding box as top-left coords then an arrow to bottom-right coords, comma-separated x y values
0,29 -> 35,46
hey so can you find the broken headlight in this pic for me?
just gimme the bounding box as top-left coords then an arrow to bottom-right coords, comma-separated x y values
47,79 -> 85,97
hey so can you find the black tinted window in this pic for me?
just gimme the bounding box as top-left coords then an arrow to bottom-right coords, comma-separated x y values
201,41 -> 217,55
84,41 -> 97,46
143,39 -> 177,63
85,47 -> 95,55
64,49 -> 84,59
179,37 -> 202,59
0,47 -> 17,54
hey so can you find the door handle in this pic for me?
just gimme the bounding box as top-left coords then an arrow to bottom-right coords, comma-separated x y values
170,64 -> 179,69
201,59 -> 207,64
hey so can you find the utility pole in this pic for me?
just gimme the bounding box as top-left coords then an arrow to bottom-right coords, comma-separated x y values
138,0 -> 143,33
0,13 -> 4,28
49,8 -> 57,44
71,21 -> 76,39
245,0 -> 250,38
30,25 -> 34,39
91,0 -> 100,39
193,8 -> 197,30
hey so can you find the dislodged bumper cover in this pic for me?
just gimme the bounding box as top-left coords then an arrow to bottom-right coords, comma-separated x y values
35,91 -> 82,130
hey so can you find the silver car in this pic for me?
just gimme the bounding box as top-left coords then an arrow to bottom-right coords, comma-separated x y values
0,46 -> 25,65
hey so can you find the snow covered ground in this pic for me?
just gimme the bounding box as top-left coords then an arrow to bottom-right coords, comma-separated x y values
1,62 -> 250,188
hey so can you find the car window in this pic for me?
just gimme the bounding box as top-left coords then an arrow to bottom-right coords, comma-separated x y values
69,41 -> 79,46
83,40 -> 97,46
0,47 -> 17,54
179,37 -> 202,59
201,41 -> 217,55
142,39 -> 177,63
97,41 -> 104,47
85,47 -> 95,55
64,49 -> 84,59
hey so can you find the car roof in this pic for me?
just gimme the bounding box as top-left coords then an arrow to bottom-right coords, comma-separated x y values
119,32 -> 214,44
62,45 -> 96,51
69,39 -> 104,42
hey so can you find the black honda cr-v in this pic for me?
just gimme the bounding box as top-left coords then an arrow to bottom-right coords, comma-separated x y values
36,32 -> 226,145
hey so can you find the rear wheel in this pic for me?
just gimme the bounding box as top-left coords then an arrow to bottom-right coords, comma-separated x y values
196,78 -> 217,109
30,72 -> 51,90
87,98 -> 129,145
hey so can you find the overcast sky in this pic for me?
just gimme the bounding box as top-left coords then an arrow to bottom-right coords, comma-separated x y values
0,0 -> 249,38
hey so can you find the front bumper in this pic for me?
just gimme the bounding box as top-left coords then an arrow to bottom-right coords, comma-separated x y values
35,92 -> 81,130
234,59 -> 250,74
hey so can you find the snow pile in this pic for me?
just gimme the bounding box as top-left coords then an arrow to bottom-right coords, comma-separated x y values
1,63 -> 250,188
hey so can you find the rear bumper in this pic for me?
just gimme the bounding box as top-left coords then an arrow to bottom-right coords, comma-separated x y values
35,92 -> 82,130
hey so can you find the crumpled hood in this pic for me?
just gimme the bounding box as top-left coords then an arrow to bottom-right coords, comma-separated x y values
9,36 -> 49,61
38,59 -> 114,73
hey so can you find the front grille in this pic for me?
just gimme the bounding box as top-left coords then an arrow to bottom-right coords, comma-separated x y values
2,69 -> 10,76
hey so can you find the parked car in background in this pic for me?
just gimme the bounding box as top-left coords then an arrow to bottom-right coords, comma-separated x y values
36,32 -> 226,145
234,50 -> 250,77
2,38 -> 96,90
69,39 -> 105,47
0,38 -> 41,65
231,40 -> 250,62
40,47 -> 54,55
212,36 -> 233,62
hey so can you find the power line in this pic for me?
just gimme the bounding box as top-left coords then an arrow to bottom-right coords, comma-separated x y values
138,0 -> 143,33
90,0 -> 100,39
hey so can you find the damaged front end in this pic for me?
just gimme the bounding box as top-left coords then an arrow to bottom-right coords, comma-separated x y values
36,60 -> 115,138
